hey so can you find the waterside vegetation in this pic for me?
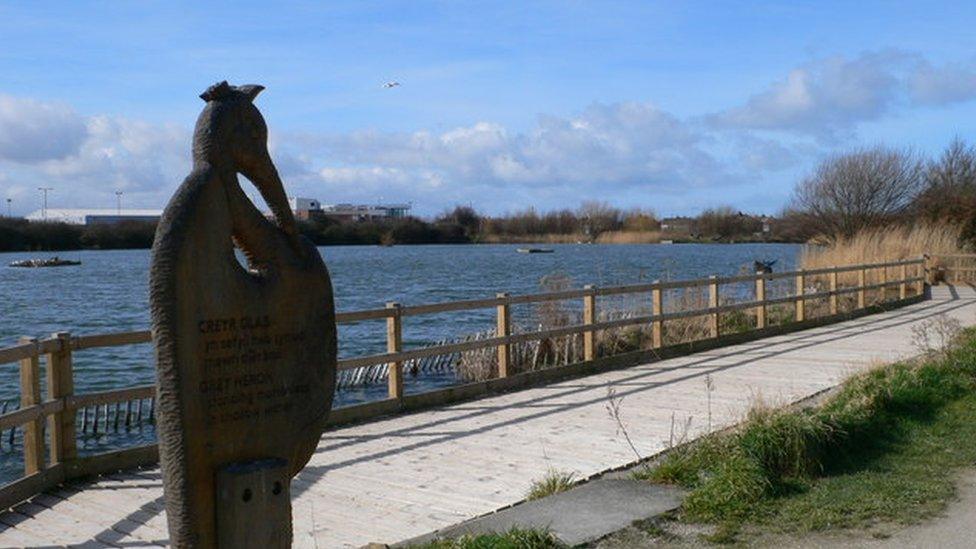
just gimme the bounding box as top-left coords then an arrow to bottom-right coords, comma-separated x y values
6,138 -> 976,252
0,201 -> 778,251
412,528 -> 563,549
792,139 -> 976,265
635,319 -> 976,544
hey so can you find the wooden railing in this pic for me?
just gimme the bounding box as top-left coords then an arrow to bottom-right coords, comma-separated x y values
929,253 -> 976,284
0,257 -> 927,509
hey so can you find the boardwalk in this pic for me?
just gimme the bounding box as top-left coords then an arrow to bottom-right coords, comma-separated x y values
1,286 -> 974,548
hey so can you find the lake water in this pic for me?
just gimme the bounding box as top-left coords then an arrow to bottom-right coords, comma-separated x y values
0,243 -> 800,478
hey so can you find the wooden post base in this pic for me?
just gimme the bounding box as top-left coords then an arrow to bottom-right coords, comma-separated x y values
216,458 -> 292,548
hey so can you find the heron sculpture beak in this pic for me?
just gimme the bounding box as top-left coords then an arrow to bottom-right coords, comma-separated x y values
240,149 -> 304,257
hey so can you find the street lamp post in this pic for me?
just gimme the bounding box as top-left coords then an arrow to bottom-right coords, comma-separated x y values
4,198 -> 10,218
38,187 -> 53,220
116,190 -> 124,215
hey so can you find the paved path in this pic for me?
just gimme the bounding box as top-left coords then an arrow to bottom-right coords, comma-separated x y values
883,468 -> 976,549
1,287 -> 974,548
757,468 -> 976,549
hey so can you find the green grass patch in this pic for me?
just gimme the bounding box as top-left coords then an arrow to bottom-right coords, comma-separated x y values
410,528 -> 564,548
525,469 -> 577,501
636,324 -> 976,540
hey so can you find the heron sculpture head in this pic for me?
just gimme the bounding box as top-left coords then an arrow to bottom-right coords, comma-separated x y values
193,81 -> 297,241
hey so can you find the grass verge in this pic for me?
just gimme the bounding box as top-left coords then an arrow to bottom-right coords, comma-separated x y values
410,528 -> 564,548
636,323 -> 976,542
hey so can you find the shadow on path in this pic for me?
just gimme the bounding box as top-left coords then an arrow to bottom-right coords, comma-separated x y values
293,294 -> 973,496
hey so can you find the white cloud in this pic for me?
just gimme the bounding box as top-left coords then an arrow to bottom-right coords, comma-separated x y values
0,94 -> 190,211
0,95 -> 88,162
909,59 -> 976,106
709,51 -> 907,137
710,51 -> 976,138
5,50 -> 976,217
40,115 -> 189,192
732,135 -> 806,172
301,101 -> 730,210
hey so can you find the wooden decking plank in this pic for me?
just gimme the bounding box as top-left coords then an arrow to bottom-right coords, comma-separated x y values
0,519 -> 52,546
51,484 -> 167,534
32,492 -> 168,545
2,505 -> 116,547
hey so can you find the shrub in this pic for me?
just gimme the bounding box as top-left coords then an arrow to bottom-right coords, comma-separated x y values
526,469 -> 577,501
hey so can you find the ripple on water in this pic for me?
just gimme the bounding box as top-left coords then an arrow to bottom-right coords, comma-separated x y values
0,243 -> 801,480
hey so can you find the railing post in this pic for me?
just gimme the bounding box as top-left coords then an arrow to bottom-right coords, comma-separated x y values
879,265 -> 888,302
915,255 -> 935,295
583,285 -> 596,361
46,331 -> 76,464
651,282 -> 663,349
385,303 -> 403,400
18,336 -> 44,476
708,276 -> 720,338
857,268 -> 867,309
755,273 -> 766,329
495,293 -> 511,378
829,269 -> 838,315
899,263 -> 907,300
795,271 -> 806,322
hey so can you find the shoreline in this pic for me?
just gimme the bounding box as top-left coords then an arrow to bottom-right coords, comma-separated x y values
0,238 -> 803,254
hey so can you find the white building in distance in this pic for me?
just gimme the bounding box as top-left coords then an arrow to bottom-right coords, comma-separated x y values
288,198 -> 411,222
26,208 -> 163,225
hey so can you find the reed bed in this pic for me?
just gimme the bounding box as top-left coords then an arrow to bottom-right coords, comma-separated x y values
595,230 -> 662,244
801,223 -> 964,271
478,233 -> 586,244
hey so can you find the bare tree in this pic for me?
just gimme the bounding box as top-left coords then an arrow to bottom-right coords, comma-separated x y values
697,205 -> 762,240
577,200 -> 623,236
622,208 -> 659,232
791,146 -> 924,240
916,138 -> 976,230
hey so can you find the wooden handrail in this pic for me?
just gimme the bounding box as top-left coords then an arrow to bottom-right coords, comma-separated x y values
928,253 -> 976,284
0,255 -> 930,511
0,343 -> 35,365
0,257 -> 928,368
0,400 -> 62,432
333,275 -> 926,371
0,257 -> 930,376
64,385 -> 155,409
72,330 -> 151,350
928,253 -> 976,259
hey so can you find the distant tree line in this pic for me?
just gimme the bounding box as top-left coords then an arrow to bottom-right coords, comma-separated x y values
694,206 -> 765,241
0,201 -> 796,252
0,218 -> 157,252
477,201 -> 653,239
296,215 -> 470,246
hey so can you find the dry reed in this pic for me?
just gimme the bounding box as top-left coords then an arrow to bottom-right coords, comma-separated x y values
801,223 -> 964,270
479,233 -> 586,244
480,230 -> 665,244
595,230 -> 662,244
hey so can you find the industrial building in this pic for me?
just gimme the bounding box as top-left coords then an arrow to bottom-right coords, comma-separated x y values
288,197 -> 411,222
25,208 -> 163,225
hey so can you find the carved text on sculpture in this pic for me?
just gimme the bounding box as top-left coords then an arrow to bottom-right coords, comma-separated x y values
196,315 -> 312,426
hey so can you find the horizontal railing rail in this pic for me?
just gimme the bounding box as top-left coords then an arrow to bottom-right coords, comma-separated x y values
0,256 -> 927,510
929,253 -> 976,284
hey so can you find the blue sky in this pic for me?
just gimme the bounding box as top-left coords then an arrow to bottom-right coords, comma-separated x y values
2,1 -> 976,217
